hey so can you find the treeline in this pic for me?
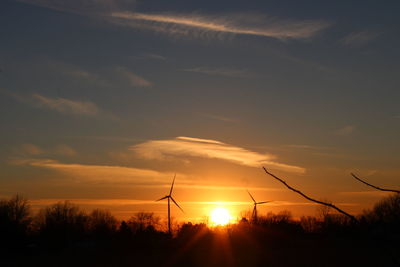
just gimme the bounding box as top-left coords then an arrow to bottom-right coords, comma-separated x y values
0,196 -> 169,249
0,194 -> 399,266
1,194 -> 399,244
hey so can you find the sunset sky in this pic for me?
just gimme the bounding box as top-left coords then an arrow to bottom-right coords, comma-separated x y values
1,0 -> 399,222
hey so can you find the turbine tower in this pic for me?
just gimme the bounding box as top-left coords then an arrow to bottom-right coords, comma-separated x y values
156,174 -> 183,235
247,190 -> 271,223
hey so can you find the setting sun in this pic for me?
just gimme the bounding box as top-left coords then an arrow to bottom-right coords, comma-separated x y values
210,207 -> 232,226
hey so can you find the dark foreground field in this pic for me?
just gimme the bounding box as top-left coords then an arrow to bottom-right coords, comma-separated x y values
2,226 -> 399,267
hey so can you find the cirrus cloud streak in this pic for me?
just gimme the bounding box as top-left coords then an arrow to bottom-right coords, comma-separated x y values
111,12 -> 331,40
14,1 -> 331,41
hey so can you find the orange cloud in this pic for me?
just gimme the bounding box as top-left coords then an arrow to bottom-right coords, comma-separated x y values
131,136 -> 305,173
12,158 -> 175,184
10,158 -> 290,193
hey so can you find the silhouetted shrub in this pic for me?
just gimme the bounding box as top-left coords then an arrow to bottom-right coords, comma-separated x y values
127,212 -> 161,233
257,211 -> 303,237
361,193 -> 400,238
366,194 -> 400,223
37,201 -> 88,247
114,220 -> 133,245
177,222 -> 208,241
0,195 -> 31,247
300,216 -> 320,233
320,214 -> 352,235
258,210 -> 293,225
88,209 -> 118,241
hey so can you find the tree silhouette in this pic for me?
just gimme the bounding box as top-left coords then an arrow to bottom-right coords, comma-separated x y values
37,201 -> 88,247
88,209 -> 118,241
128,212 -> 161,233
0,194 -> 31,247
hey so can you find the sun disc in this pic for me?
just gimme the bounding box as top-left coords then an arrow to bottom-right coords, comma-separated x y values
210,207 -> 231,226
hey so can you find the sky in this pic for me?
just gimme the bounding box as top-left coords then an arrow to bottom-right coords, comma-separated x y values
1,0 -> 400,222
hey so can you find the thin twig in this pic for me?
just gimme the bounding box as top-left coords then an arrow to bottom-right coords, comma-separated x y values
263,167 -> 358,223
351,173 -> 400,194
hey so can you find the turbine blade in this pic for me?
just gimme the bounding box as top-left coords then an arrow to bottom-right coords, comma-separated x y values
257,201 -> 272,205
169,173 -> 176,195
156,196 -> 168,201
170,196 -> 184,213
247,190 -> 256,203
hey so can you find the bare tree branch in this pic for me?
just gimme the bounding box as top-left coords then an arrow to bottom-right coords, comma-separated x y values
263,167 -> 358,223
351,173 -> 400,194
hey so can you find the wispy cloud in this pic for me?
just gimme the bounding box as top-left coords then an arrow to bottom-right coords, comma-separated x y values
141,53 -> 166,60
131,136 -> 305,173
335,125 -> 356,136
111,12 -> 331,41
54,144 -> 77,156
31,94 -> 99,115
6,91 -> 118,120
199,113 -> 238,123
284,144 -> 321,150
339,191 -> 391,197
114,66 -> 152,87
14,144 -> 44,156
182,67 -> 248,78
176,136 -> 224,144
12,158 -> 176,184
42,59 -> 102,83
341,30 -> 380,47
12,158 -> 283,192
4,90 -> 97,116
15,0 -> 135,16
12,144 -> 77,157
76,135 -> 142,143
38,60 -> 148,87
66,69 -> 102,82
46,59 -> 153,88
13,158 -> 281,192
29,198 -> 163,207
11,58 -> 109,86
283,144 -> 334,151
16,1 -> 330,41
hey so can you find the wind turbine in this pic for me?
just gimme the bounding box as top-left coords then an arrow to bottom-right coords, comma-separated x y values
247,190 -> 271,223
156,174 -> 184,235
